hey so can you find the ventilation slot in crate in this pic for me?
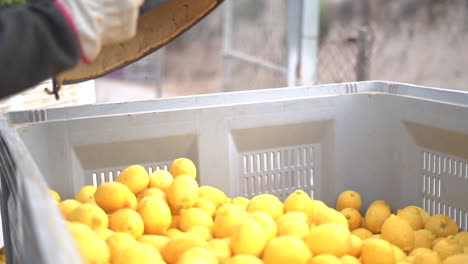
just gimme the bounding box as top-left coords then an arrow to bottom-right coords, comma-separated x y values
91,162 -> 170,187
421,150 -> 468,230
240,144 -> 318,201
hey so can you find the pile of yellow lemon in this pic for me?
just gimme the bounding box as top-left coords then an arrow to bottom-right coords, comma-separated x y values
48,158 -> 468,264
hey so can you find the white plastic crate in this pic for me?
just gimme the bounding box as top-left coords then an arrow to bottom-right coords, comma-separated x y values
1,81 -> 468,263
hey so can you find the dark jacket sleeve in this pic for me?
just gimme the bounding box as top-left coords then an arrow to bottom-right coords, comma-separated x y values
0,1 -> 80,99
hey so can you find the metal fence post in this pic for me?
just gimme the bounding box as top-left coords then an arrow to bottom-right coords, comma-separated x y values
356,28 -> 369,81
154,48 -> 165,98
356,0 -> 371,81
221,0 -> 233,92
287,0 -> 302,87
299,0 -> 320,86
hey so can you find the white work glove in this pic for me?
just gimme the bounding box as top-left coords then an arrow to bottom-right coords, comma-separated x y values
56,0 -> 144,63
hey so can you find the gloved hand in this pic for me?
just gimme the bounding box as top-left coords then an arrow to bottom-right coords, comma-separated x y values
55,0 -> 144,63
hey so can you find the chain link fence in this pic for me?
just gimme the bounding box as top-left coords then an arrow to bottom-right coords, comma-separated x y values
221,0 -> 288,91
368,0 -> 468,90
221,0 -> 468,90
95,0 -> 468,103
316,0 -> 468,89
310,0 -> 372,84
221,0 -> 368,89
316,26 -> 361,84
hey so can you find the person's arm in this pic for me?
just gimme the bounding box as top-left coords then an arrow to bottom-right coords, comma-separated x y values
0,0 -> 143,99
0,1 -> 80,99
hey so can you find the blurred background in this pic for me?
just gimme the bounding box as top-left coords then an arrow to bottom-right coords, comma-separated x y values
1,0 -> 467,110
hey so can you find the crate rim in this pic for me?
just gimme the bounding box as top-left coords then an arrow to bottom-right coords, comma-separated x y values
4,80 -> 468,126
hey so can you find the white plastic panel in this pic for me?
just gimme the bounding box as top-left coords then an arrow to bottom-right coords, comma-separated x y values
89,161 -> 171,187
421,149 -> 468,230
240,144 -> 318,201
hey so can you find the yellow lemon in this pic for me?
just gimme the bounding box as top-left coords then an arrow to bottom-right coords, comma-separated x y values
148,170 -> 173,192
75,185 -> 97,203
94,182 -> 137,213
106,232 -> 137,259
213,206 -> 246,238
276,212 -> 308,227
433,237 -> 445,248
443,254 -> 468,264
309,254 -> 342,264
351,228 -> 373,240
249,211 -> 277,241
49,189 -> 61,203
166,228 -> 184,239
412,252 -> 442,264
392,245 -> 407,262
381,214 -> 415,252
187,225 -> 213,241
368,200 -> 390,207
263,236 -> 311,264
223,255 -> 262,264
108,208 -> 144,239
94,228 -> 114,240
403,205 -> 430,223
277,219 -> 309,239
455,231 -> 468,247
138,235 -> 170,252
310,200 -> 329,221
335,190 -> 362,211
85,197 -> 98,206
214,204 -> 243,220
348,234 -> 362,258
397,207 -> 424,230
177,247 -> 217,264
283,189 -> 314,221
364,201 -> 391,234
137,188 -> 167,203
433,235 -> 463,261
305,223 -> 351,257
340,208 -> 362,231
425,214 -> 458,238
194,197 -> 216,218
222,197 -> 232,206
361,238 -> 395,264
116,165 -> 149,195
169,158 -> 197,179
111,242 -> 164,264
179,207 -> 214,232
58,199 -> 82,219
340,255 -> 361,264
414,229 -> 436,249
315,207 -> 349,228
247,194 -> 283,220
199,186 -> 227,208
167,175 -> 199,212
67,204 -> 109,230
137,196 -> 172,235
67,222 -> 110,264
161,233 -> 207,264
231,218 -> 268,257
205,238 -> 231,263
222,237 -> 231,246
409,247 -> 433,257
231,197 -> 250,210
